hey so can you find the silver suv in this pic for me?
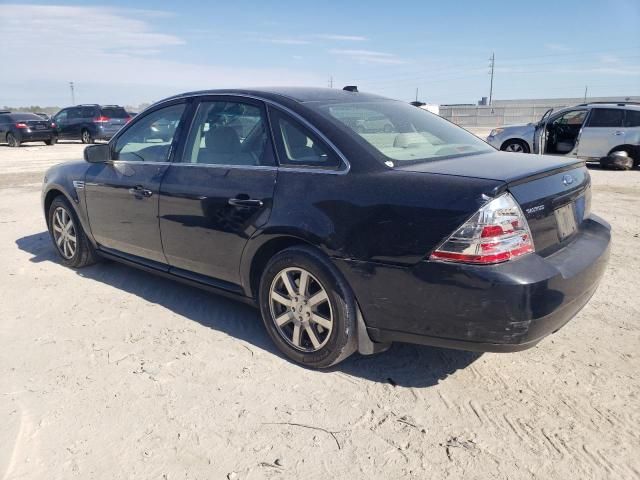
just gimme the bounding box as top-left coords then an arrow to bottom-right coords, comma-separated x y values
486,103 -> 640,169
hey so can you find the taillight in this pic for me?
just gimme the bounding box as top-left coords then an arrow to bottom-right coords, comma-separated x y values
125,116 -> 132,123
93,116 -> 110,123
50,122 -> 56,128
430,193 -> 534,265
15,122 -> 28,129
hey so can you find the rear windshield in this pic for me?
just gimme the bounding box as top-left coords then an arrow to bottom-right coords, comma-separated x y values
100,107 -> 129,118
315,100 -> 492,166
10,113 -> 46,121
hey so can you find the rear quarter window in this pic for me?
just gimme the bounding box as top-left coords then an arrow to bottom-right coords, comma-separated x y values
624,109 -> 640,127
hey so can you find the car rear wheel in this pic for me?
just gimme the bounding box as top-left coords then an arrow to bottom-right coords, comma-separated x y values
7,133 -> 20,147
81,129 -> 94,144
48,196 -> 98,268
45,135 -> 58,146
259,246 -> 357,368
501,139 -> 529,153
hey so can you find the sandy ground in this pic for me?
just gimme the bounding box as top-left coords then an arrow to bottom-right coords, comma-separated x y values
0,142 -> 639,480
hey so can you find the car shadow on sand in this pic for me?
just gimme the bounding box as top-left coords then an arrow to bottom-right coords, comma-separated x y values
16,231 -> 481,388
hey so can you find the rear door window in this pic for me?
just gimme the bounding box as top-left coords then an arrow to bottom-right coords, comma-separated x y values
183,100 -> 272,166
587,109 -> 624,128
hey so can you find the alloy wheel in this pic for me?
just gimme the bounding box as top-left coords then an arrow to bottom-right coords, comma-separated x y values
52,207 -> 77,259
82,130 -> 91,143
505,142 -> 524,153
269,267 -> 333,352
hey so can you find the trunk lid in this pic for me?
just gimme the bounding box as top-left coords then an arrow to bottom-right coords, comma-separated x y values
397,151 -> 591,256
25,119 -> 51,131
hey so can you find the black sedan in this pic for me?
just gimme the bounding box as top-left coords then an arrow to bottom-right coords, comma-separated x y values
1,112 -> 56,147
41,87 -> 610,368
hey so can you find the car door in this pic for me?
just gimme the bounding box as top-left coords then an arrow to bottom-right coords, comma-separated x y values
533,108 -> 553,154
0,114 -> 9,142
159,96 -> 277,286
52,109 -> 70,139
577,108 -> 625,159
84,101 -> 188,264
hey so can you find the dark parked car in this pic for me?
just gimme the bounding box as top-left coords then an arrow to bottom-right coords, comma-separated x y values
35,112 -> 51,121
42,87 -> 610,368
0,111 -> 56,147
51,104 -> 131,144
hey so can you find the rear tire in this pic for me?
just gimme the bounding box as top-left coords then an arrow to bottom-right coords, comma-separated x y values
259,246 -> 357,368
45,135 -> 58,146
501,139 -> 529,153
7,132 -> 20,147
81,129 -> 94,144
48,196 -> 98,268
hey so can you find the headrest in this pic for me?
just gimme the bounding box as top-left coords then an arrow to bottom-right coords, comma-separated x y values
204,126 -> 240,153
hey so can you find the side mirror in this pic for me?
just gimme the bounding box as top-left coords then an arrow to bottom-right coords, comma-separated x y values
84,144 -> 111,163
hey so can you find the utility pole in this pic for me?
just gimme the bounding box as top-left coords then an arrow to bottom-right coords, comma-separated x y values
583,85 -> 588,102
69,81 -> 75,105
488,52 -> 495,106
415,87 -> 419,102
328,75 -> 333,88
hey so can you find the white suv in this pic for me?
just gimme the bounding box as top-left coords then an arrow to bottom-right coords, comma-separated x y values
487,103 -> 640,170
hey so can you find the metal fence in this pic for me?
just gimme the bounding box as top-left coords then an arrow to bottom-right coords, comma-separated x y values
439,96 -> 640,128
439,104 -> 567,128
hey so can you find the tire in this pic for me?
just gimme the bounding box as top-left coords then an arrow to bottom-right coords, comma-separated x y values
259,246 -> 357,368
81,129 -> 94,144
48,196 -> 98,268
6,132 -> 20,147
45,135 -> 58,146
501,139 -> 529,154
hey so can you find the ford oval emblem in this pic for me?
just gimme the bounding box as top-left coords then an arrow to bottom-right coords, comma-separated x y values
562,174 -> 575,186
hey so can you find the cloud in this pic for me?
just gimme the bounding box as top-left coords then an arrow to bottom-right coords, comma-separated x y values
0,4 -> 321,104
544,43 -> 572,53
313,34 -> 367,41
329,49 -> 406,65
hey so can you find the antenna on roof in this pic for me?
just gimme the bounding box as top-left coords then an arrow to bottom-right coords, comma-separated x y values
343,85 -> 358,92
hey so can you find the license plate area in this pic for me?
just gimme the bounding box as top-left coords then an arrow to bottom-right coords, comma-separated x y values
555,203 -> 577,241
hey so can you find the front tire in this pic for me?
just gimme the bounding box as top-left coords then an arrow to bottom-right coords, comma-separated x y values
259,246 -> 357,368
501,139 -> 529,153
48,196 -> 98,268
7,132 -> 20,147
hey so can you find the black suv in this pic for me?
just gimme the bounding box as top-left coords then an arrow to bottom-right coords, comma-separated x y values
0,111 -> 56,147
51,105 -> 130,143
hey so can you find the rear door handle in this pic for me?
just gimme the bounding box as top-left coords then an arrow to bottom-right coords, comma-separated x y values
228,197 -> 263,208
128,185 -> 153,198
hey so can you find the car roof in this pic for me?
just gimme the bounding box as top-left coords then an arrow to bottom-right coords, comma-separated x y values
164,87 -> 390,104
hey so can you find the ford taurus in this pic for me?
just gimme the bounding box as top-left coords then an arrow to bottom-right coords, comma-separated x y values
42,87 -> 610,368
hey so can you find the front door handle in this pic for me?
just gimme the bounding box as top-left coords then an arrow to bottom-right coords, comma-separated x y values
128,185 -> 153,198
228,197 -> 263,208
613,131 -> 625,136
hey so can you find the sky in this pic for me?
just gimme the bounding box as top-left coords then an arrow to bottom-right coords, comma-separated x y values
0,0 -> 639,107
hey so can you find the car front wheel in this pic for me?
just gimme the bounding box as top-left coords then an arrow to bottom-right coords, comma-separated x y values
259,246 -> 357,368
48,196 -> 98,268
501,139 -> 529,153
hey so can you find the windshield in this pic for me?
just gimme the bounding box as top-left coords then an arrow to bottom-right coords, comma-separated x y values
316,100 -> 492,165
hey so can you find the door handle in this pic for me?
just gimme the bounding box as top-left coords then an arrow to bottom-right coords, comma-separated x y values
128,185 -> 153,198
613,131 -> 625,136
228,197 -> 263,208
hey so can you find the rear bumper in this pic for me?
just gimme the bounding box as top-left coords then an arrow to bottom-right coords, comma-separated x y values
335,215 -> 610,352
19,130 -> 53,142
